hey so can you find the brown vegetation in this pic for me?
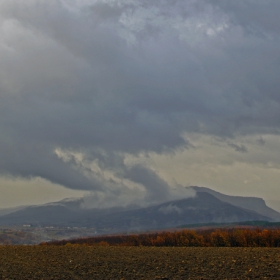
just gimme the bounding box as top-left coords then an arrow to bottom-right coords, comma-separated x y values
0,229 -> 37,245
44,228 -> 280,247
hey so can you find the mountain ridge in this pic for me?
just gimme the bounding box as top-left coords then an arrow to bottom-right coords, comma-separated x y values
0,190 -> 276,232
189,186 -> 280,222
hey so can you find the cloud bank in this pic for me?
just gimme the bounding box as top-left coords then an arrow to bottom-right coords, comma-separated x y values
1,0 -> 280,206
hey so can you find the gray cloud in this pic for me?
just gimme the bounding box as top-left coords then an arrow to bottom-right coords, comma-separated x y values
122,165 -> 171,203
256,137 -> 265,146
228,143 -> 248,153
158,204 -> 182,215
1,0 -> 280,205
209,0 -> 280,36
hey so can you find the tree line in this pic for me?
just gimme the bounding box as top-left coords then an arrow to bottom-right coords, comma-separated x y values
42,228 -> 280,247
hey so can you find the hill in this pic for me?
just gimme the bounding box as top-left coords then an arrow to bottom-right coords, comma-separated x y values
189,186 -> 280,221
0,191 -> 274,233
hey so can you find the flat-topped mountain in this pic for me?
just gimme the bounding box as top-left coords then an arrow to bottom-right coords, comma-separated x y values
0,188 -> 278,232
76,192 -> 271,231
189,186 -> 280,222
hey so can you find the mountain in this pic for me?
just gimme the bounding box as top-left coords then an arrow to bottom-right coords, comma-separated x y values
0,206 -> 26,217
75,192 -> 271,231
0,191 -> 275,232
189,186 -> 280,222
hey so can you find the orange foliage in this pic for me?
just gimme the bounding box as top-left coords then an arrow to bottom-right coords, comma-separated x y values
43,228 -> 280,247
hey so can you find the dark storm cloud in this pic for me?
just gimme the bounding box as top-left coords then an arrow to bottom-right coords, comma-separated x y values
1,0 -> 280,203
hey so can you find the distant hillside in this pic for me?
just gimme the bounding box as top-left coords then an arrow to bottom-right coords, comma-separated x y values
189,186 -> 280,222
0,192 -> 272,232
0,206 -> 25,217
178,220 -> 280,229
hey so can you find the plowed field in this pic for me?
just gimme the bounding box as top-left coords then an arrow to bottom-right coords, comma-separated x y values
0,246 -> 280,279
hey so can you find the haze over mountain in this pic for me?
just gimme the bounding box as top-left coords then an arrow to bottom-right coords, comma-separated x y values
189,186 -> 280,222
0,1 -> 280,210
0,188 -> 278,233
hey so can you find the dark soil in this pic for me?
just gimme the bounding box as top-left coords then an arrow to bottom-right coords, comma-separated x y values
0,246 -> 280,279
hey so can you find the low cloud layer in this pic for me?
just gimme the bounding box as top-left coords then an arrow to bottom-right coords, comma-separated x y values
1,0 -> 280,206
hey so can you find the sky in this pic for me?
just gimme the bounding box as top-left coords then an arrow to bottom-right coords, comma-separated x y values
0,0 -> 280,210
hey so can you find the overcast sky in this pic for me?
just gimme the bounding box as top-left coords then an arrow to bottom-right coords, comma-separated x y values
0,0 -> 280,209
